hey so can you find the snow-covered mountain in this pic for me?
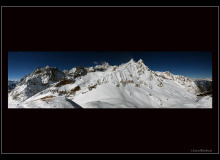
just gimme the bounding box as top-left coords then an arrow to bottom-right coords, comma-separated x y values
8,66 -> 65,103
8,59 -> 212,108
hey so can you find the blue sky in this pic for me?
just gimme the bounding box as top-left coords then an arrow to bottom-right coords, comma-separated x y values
8,51 -> 212,80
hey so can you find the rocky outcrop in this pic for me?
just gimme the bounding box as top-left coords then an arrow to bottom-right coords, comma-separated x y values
67,66 -> 88,78
54,76 -> 74,87
86,67 -> 95,72
94,62 -> 110,71
73,66 -> 87,78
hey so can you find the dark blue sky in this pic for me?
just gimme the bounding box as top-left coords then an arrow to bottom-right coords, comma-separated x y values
8,51 -> 212,80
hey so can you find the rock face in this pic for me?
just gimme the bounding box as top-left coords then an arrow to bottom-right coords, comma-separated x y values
75,66 -> 87,75
54,76 -> 74,87
27,66 -> 64,84
8,66 -> 65,102
68,66 -> 87,78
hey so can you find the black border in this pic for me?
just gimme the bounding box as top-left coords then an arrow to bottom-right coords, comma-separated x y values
2,6 -> 219,153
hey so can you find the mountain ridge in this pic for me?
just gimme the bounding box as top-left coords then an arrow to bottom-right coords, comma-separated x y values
8,59 -> 211,108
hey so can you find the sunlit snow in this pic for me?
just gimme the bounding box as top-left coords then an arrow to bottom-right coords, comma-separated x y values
8,59 -> 212,108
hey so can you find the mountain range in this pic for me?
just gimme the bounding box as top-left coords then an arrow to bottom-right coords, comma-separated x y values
192,78 -> 212,96
8,59 -> 212,108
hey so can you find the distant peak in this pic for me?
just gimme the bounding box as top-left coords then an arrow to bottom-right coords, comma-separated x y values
102,62 -> 109,66
192,78 -> 212,81
45,65 -> 50,69
63,70 -> 68,74
33,67 -> 41,73
138,59 -> 144,64
129,58 -> 136,63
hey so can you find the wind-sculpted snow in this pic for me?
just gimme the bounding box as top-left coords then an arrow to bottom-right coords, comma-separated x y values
8,58 -> 211,108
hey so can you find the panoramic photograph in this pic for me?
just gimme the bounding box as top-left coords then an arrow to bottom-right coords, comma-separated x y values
8,51 -> 212,108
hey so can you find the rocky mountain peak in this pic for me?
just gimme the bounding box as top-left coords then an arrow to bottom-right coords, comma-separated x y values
34,67 -> 41,70
138,59 -> 144,64
69,68 -> 76,74
129,58 -> 136,63
63,70 -> 69,74
8,65 -> 65,102
102,62 -> 110,68
75,66 -> 86,73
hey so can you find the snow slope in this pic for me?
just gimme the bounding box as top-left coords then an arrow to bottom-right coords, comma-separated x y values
8,59 -> 212,108
8,96 -> 82,108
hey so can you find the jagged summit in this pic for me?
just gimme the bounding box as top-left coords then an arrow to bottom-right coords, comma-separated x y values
102,62 -> 110,68
138,59 -> 144,64
34,66 -> 41,70
67,59 -> 147,74
102,62 -> 109,66
129,58 -> 136,63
